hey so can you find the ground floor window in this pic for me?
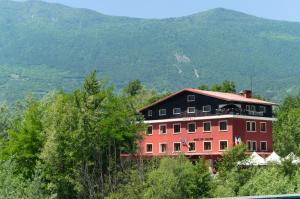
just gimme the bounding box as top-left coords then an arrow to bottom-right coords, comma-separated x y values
219,141 -> 228,151
174,143 -> 181,152
188,142 -> 196,152
146,144 -> 153,153
247,140 -> 257,151
260,141 -> 267,151
204,141 -> 212,151
160,143 -> 167,153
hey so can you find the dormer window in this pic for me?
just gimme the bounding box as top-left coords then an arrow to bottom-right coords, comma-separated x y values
187,95 -> 195,102
173,108 -> 181,115
159,109 -> 166,116
187,107 -> 195,113
148,110 -> 152,117
203,105 -> 211,112
259,106 -> 266,113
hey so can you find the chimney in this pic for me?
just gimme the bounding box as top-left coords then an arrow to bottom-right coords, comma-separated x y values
240,90 -> 252,98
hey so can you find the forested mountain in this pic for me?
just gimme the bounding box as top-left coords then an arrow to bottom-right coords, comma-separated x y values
1,0 -> 300,102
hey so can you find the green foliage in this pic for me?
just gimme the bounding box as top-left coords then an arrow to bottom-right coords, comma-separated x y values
216,144 -> 247,173
239,167 -> 295,196
143,156 -> 212,199
123,80 -> 143,96
0,160 -> 49,199
273,92 -> 300,156
211,80 -> 236,93
0,100 -> 45,178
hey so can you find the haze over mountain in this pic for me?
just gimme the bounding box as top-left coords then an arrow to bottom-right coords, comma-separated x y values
1,0 -> 300,103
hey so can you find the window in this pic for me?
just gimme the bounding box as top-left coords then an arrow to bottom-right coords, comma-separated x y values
146,144 -> 153,153
159,124 -> 167,134
247,140 -> 257,151
219,120 -> 228,131
174,143 -> 181,152
187,107 -> 196,113
259,106 -> 266,113
146,126 -> 153,135
187,95 -> 195,102
204,141 -> 212,151
148,110 -> 152,117
160,143 -> 167,153
246,121 -> 256,132
188,142 -> 196,152
246,105 -> 250,111
159,109 -> 166,116
219,141 -> 228,151
203,121 -> 211,132
173,108 -> 181,115
203,105 -> 211,112
260,141 -> 267,151
260,122 -> 267,132
187,123 -> 196,133
250,105 -> 256,111
173,123 -> 181,134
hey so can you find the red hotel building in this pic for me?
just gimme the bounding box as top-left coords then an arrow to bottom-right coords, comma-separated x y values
138,88 -> 276,161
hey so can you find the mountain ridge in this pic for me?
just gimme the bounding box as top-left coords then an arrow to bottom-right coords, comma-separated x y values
1,0 -> 300,103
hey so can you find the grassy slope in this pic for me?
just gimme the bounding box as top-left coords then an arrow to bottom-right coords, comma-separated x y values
1,0 -> 300,102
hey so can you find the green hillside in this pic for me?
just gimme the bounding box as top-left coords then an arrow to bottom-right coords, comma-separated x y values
1,0 -> 300,103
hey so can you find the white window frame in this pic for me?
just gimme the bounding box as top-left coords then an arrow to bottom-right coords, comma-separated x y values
203,105 -> 211,112
187,122 -> 196,133
148,110 -> 152,117
247,140 -> 257,151
219,120 -> 228,132
173,123 -> 181,134
159,124 -> 167,134
145,143 -> 153,153
159,109 -> 166,116
173,108 -> 181,115
246,105 -> 250,111
250,105 -> 256,111
246,121 -> 256,132
159,143 -> 167,153
188,142 -> 196,152
203,121 -> 211,133
203,141 -> 212,151
187,107 -> 196,113
259,106 -> 266,113
146,125 -> 153,135
173,142 -> 181,152
260,141 -> 267,151
187,95 -> 195,102
219,140 -> 228,151
260,122 -> 267,133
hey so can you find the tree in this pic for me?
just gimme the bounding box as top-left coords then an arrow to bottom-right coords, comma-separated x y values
211,80 -> 236,93
273,92 -> 300,156
0,100 -> 44,178
143,156 -> 212,199
39,71 -> 144,198
123,80 -> 143,96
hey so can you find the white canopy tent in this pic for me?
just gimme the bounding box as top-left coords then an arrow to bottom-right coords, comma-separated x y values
285,152 -> 300,164
238,152 -> 266,166
265,152 -> 281,164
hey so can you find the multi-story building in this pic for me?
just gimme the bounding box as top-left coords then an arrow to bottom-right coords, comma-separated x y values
138,88 -> 276,161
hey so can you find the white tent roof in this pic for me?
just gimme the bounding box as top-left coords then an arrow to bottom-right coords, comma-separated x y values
238,152 -> 266,166
285,152 -> 300,164
265,152 -> 281,164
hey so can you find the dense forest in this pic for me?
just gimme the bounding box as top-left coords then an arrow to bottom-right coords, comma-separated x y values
2,0 -> 300,102
1,71 -> 300,198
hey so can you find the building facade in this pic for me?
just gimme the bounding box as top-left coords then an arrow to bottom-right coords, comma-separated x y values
139,88 -> 276,160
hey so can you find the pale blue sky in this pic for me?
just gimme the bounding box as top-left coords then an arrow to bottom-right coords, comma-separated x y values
41,0 -> 300,22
